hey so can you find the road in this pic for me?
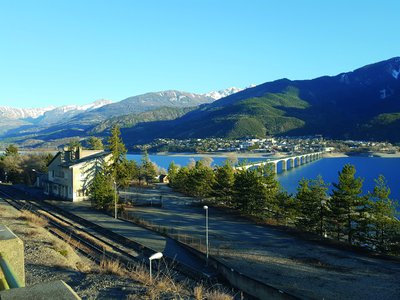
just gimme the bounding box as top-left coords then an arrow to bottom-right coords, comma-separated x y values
0,184 -> 216,279
122,184 -> 400,300
45,199 -> 215,278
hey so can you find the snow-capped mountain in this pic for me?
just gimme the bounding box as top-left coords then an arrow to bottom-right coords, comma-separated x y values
55,99 -> 112,113
0,99 -> 111,120
0,87 -> 248,147
203,87 -> 243,100
0,106 -> 55,119
203,85 -> 257,100
38,99 -> 113,125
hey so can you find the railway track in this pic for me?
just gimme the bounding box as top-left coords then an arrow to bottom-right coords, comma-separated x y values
0,187 -> 141,269
0,185 -> 217,284
0,185 -> 301,300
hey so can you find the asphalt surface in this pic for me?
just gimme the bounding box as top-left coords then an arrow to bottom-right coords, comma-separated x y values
122,184 -> 400,300
7,183 -> 400,299
45,199 -> 215,278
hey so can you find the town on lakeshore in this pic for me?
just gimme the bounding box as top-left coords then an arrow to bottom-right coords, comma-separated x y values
131,136 -> 399,157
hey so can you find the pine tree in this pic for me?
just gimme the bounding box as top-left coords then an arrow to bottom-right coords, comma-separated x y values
296,176 -> 329,236
213,162 -> 235,206
107,125 -> 128,186
87,136 -> 104,150
140,150 -> 157,185
368,175 -> 399,253
4,144 -> 19,156
186,160 -> 215,199
233,167 -> 267,216
89,171 -> 114,209
173,166 -> 190,194
329,164 -> 363,243
276,191 -> 298,225
167,162 -> 179,187
261,164 -> 280,216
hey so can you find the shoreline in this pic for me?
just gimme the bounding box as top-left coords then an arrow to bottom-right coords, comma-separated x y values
130,151 -> 400,159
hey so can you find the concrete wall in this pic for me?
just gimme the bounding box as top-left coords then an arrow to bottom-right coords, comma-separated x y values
177,240 -> 298,300
0,225 -> 25,287
0,280 -> 81,300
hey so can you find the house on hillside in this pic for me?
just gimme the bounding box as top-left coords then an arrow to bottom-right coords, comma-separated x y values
44,147 -> 112,202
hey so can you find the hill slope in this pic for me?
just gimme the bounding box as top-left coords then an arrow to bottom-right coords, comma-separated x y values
121,57 -> 400,144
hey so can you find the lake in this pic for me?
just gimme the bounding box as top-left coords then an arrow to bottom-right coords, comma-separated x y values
127,154 -> 400,201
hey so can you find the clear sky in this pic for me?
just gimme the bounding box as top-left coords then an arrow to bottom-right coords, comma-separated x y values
1,0 -> 399,108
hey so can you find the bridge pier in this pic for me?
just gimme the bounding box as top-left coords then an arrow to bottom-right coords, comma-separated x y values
236,152 -> 323,174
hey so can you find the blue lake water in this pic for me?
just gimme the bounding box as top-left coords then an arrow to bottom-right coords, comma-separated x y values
127,154 -> 265,169
127,154 -> 400,202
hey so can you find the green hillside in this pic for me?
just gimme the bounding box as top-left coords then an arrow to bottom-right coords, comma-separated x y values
91,106 -> 196,134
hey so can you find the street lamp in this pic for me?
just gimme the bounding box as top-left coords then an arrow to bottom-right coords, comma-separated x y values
113,180 -> 117,219
203,205 -> 209,262
149,252 -> 163,282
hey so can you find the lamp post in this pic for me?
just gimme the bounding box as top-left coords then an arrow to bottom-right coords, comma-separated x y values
113,180 -> 117,219
203,205 -> 209,262
149,252 -> 163,282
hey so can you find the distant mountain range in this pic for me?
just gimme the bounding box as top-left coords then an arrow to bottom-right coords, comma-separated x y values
119,57 -> 400,145
0,87 -> 241,147
2,57 -> 400,149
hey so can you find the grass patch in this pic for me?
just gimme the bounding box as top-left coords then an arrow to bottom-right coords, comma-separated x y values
100,259 -> 125,276
51,239 -> 71,258
19,210 -> 48,227
193,284 -> 233,300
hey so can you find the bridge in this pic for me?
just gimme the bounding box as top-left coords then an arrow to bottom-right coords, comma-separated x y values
237,151 -> 324,174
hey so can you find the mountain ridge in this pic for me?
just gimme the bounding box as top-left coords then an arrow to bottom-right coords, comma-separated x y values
119,57 -> 400,144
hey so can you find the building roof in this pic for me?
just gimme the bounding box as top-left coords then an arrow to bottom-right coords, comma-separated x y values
60,151 -> 111,168
48,148 -> 112,169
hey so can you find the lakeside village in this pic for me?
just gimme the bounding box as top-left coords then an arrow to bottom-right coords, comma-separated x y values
131,135 -> 398,156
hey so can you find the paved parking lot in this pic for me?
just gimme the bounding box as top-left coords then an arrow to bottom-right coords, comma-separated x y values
123,184 -> 400,300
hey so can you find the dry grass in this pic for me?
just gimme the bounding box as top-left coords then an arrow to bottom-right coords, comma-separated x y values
129,263 -> 151,284
194,285 -> 204,300
75,261 -> 92,273
128,262 -> 187,299
100,259 -> 125,276
193,285 -> 233,300
25,228 -> 39,237
206,291 -> 233,300
40,210 -> 113,252
19,210 -> 48,227
51,239 -> 71,257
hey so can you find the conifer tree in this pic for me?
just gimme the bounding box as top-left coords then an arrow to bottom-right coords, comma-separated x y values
89,171 -> 113,209
167,161 -> 179,187
368,175 -> 399,253
260,164 -> 280,217
233,167 -> 267,216
139,150 -> 157,185
87,136 -> 104,150
186,160 -> 215,198
329,164 -> 363,243
89,125 -> 127,210
296,176 -> 329,236
107,125 -> 127,181
213,162 -> 235,206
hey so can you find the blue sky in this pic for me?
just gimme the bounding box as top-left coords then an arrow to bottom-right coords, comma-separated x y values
1,0 -> 399,108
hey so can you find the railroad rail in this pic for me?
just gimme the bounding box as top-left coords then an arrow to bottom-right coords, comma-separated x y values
0,185 -> 300,300
0,188 -> 140,268
0,186 -> 216,283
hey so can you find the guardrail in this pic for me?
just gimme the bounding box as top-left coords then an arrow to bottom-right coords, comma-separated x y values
0,253 -> 23,290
